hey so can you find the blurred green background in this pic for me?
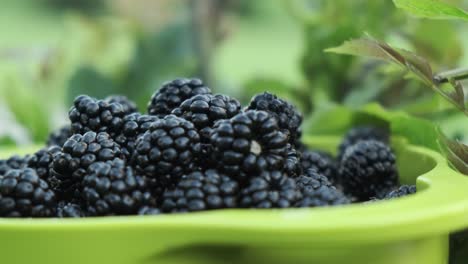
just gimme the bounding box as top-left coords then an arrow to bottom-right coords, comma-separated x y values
1,0 -> 467,146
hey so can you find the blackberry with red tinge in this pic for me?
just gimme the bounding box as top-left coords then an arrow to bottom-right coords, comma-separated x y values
247,92 -> 302,144
46,126 -> 72,147
301,150 -> 337,183
338,126 -> 389,160
82,158 -> 156,216
172,94 -> 241,142
210,110 -> 289,181
69,95 -> 126,135
161,169 -> 239,213
339,140 -> 399,201
0,168 -> 56,217
131,115 -> 201,187
105,95 -> 138,115
148,78 -> 212,116
240,170 -> 300,208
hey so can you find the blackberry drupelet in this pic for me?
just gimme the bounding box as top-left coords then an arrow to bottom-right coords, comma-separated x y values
210,110 -> 289,181
27,146 -> 61,179
69,95 -> 126,135
172,94 -> 241,142
0,168 -> 56,217
46,125 -> 72,147
0,155 -> 28,175
301,150 -> 337,183
132,115 -> 201,187
247,92 -> 302,144
138,206 -> 161,215
114,113 -> 159,159
338,125 -> 389,160
161,169 -> 239,213
240,170 -> 300,208
51,131 -> 122,200
56,201 -> 84,217
82,158 -> 156,216
105,95 -> 138,115
380,185 -> 416,200
284,144 -> 302,178
339,140 -> 399,201
295,170 -> 349,207
147,78 -> 212,116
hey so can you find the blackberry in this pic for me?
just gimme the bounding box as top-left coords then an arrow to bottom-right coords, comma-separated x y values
338,126 -> 389,160
46,126 -> 72,147
380,185 -> 416,200
56,201 -> 84,217
339,140 -> 399,201
0,155 -> 28,175
284,144 -> 302,178
247,92 -> 302,144
82,158 -> 156,216
114,113 -> 159,158
138,206 -> 161,215
240,170 -> 300,208
295,171 -> 349,207
0,168 -> 56,217
105,95 -> 138,115
172,94 -> 241,142
69,95 -> 126,135
161,169 -> 239,213
301,150 -> 337,183
27,146 -> 61,179
210,110 -> 289,181
132,115 -> 201,187
51,132 -> 122,200
148,78 -> 212,116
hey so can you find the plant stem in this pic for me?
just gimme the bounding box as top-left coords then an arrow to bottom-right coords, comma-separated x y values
434,67 -> 468,84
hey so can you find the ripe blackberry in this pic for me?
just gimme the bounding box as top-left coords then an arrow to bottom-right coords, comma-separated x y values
82,158 -> 156,216
161,169 -> 239,213
147,78 -> 212,116
338,126 -> 389,160
46,125 -> 72,147
105,95 -> 138,115
210,110 -> 289,181
380,185 -> 416,200
172,94 -> 241,142
27,146 -> 61,179
132,115 -> 201,187
339,140 -> 399,201
114,113 -> 159,159
301,150 -> 337,183
284,144 -> 302,178
240,170 -> 300,208
0,168 -> 56,217
51,132 -> 122,200
295,171 -> 349,207
247,92 -> 302,144
138,206 -> 161,215
0,155 -> 28,175
56,201 -> 84,218
69,95 -> 126,135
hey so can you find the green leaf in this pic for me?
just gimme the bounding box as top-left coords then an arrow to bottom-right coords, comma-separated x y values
327,36 -> 468,116
438,128 -> 468,175
303,103 -> 439,151
393,0 -> 468,21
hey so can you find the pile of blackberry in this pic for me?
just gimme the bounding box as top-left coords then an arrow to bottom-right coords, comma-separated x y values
0,78 -> 414,218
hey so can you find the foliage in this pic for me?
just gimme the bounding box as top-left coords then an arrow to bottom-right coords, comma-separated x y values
393,0 -> 468,20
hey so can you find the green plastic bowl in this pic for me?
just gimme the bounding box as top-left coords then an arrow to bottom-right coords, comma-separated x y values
1,136 -> 468,264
